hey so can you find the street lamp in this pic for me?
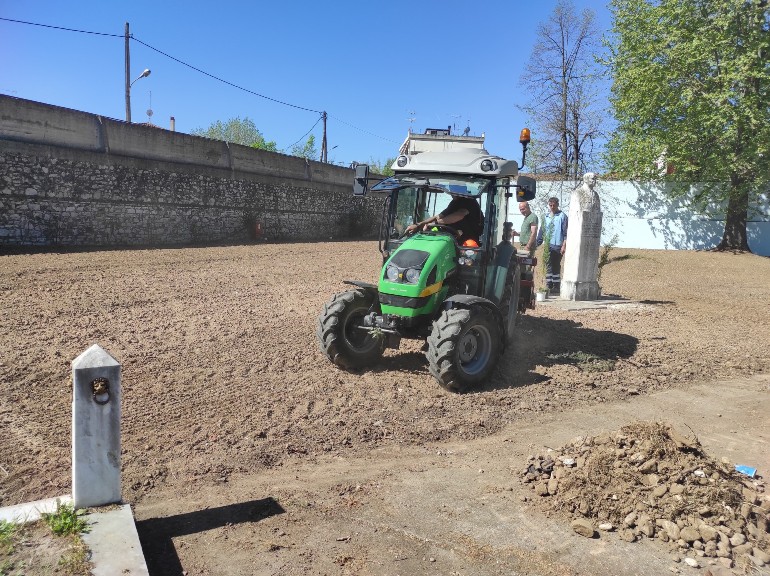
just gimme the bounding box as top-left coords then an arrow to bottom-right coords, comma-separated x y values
131,68 -> 151,87
125,68 -> 151,123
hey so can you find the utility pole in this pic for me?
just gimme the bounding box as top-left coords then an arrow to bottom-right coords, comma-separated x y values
125,22 -> 131,123
320,111 -> 328,163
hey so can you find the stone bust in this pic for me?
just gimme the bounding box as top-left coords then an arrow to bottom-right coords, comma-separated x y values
572,172 -> 600,213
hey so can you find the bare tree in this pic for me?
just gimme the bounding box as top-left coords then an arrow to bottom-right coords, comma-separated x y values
518,0 -> 604,179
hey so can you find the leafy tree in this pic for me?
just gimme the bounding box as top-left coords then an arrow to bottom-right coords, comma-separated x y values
290,134 -> 318,160
518,0 -> 605,179
192,117 -> 277,151
606,0 -> 770,251
366,157 -> 396,177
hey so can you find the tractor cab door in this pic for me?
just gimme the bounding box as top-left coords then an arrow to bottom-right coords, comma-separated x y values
483,177 -> 516,305
382,186 -> 426,259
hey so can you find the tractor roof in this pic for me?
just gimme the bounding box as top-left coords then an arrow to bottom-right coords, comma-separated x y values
391,149 -> 519,178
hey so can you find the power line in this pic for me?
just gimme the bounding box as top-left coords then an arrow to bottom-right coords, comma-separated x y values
285,116 -> 323,151
131,36 -> 322,115
1,17 -> 398,146
0,16 -> 123,37
329,113 -> 401,144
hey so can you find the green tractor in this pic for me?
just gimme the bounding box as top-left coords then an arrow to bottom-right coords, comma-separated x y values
317,139 -> 537,392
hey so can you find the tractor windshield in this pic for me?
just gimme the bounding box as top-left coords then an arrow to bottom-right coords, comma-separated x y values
380,174 -> 495,240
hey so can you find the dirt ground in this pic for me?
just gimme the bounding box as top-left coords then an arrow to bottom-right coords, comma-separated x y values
1,242 -> 769,575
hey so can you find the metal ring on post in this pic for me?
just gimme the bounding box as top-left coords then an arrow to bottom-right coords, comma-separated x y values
90,377 -> 111,405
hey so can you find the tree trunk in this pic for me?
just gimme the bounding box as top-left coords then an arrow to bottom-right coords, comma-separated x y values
717,178 -> 751,252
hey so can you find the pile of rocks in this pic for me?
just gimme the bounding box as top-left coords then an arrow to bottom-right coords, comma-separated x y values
521,422 -> 769,571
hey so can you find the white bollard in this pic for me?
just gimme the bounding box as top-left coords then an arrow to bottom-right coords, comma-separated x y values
71,344 -> 122,509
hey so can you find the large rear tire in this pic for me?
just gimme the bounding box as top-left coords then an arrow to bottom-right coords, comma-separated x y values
317,289 -> 384,369
427,305 -> 502,393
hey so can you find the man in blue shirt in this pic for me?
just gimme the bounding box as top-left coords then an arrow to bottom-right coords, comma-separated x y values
537,197 -> 568,294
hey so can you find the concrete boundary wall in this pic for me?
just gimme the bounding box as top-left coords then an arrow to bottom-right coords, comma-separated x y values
0,95 -> 383,247
507,179 -> 770,256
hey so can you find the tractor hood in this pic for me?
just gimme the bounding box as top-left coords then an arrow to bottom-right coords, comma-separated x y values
378,233 -> 457,317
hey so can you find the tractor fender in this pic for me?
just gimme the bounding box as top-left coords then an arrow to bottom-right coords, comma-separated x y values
443,294 -> 500,318
343,280 -> 378,298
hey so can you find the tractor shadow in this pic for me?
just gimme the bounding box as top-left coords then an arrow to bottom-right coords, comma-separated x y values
135,497 -> 284,576
367,313 -> 639,395
482,314 -> 640,393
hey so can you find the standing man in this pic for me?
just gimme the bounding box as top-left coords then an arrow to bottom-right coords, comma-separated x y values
513,201 -> 538,256
537,197 -> 568,294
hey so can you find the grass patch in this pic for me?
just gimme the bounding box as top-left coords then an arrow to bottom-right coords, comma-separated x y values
0,512 -> 92,576
58,535 -> 91,575
41,501 -> 89,536
1,502 -> 91,576
546,351 -> 616,372
0,520 -> 18,554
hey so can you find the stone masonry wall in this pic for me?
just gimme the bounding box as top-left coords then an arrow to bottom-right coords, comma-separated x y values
0,96 -> 383,247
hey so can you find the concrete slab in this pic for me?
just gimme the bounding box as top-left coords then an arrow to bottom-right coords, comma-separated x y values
536,295 -> 652,311
81,504 -> 149,576
0,494 -> 72,523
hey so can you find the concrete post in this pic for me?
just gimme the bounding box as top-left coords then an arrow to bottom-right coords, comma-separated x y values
72,344 -> 122,508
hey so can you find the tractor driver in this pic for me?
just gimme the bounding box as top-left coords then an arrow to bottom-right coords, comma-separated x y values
405,191 -> 483,244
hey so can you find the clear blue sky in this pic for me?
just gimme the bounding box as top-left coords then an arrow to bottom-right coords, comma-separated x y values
1,1 -> 612,168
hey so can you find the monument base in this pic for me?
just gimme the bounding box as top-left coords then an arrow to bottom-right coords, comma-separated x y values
560,280 -> 600,301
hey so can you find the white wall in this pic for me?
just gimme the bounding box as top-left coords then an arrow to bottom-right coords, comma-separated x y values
506,180 -> 770,256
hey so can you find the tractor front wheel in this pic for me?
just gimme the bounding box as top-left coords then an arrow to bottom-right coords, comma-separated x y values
427,305 -> 502,393
317,289 -> 384,369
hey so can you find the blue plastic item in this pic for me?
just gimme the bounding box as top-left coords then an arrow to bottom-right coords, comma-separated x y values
735,465 -> 757,478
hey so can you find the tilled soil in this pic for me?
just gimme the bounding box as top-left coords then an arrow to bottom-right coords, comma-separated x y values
1,242 -> 769,574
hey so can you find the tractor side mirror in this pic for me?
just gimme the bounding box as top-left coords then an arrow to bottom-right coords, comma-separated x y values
516,175 -> 536,201
353,164 -> 370,196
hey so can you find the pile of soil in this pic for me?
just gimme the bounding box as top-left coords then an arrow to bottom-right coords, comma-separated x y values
521,422 -> 770,571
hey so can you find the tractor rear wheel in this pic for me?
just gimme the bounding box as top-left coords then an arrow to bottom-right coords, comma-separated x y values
317,289 -> 384,369
427,305 -> 501,393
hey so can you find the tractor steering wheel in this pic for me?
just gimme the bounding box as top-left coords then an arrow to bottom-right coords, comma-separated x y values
424,224 -> 461,237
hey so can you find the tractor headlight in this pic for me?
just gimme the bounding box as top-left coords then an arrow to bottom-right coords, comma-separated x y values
480,159 -> 495,172
385,265 -> 400,282
404,268 -> 421,283
396,155 -> 409,167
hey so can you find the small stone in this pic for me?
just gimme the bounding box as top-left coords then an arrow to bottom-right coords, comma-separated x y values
754,548 -> 770,564
571,518 -> 595,538
429,557 -> 436,562
535,483 -> 549,496
639,519 -> 655,538
598,523 -> 614,531
684,557 -> 699,567
619,528 -> 636,542
624,512 -> 638,527
733,543 -> 753,555
639,459 -> 658,473
652,485 -> 668,498
680,527 -> 701,543
740,502 -> 752,519
658,519 -> 681,541
547,478 -> 559,495
749,554 -> 766,567
699,524 -> 718,542
729,532 -> 746,547
669,483 -> 685,495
